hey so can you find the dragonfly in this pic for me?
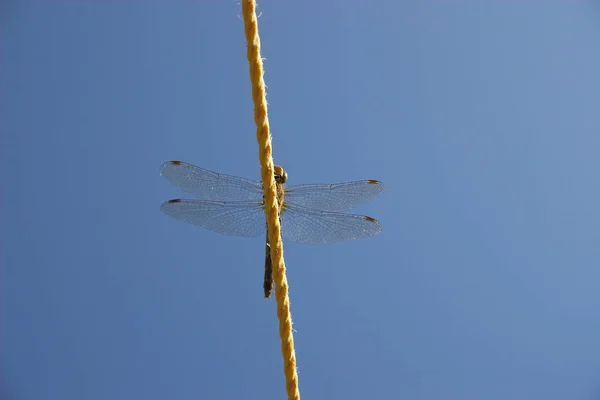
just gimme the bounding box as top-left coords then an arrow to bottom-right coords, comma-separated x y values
160,161 -> 385,298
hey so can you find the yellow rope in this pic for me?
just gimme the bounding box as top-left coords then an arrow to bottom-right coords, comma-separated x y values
241,1 -> 300,399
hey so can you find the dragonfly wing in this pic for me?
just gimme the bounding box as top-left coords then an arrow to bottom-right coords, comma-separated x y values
160,161 -> 263,202
284,180 -> 385,212
280,205 -> 382,244
161,199 -> 266,237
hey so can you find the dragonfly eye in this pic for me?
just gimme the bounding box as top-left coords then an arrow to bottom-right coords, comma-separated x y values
273,165 -> 288,184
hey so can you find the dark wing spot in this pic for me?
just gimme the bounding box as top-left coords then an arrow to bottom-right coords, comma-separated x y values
364,216 -> 378,223
169,161 -> 183,165
367,179 -> 381,185
167,199 -> 183,204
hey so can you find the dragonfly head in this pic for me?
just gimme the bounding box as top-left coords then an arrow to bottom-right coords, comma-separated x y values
274,165 -> 288,184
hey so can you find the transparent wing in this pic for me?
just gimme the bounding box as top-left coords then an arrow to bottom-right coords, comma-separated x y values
284,180 -> 385,212
160,199 -> 266,237
160,161 -> 263,202
280,205 -> 382,244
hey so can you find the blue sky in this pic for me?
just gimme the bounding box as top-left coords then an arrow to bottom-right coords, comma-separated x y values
3,1 -> 600,399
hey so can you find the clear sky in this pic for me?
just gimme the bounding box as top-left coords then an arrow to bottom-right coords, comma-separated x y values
3,1 -> 600,399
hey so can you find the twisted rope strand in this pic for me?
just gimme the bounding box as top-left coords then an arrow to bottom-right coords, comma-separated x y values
241,2 -> 300,399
